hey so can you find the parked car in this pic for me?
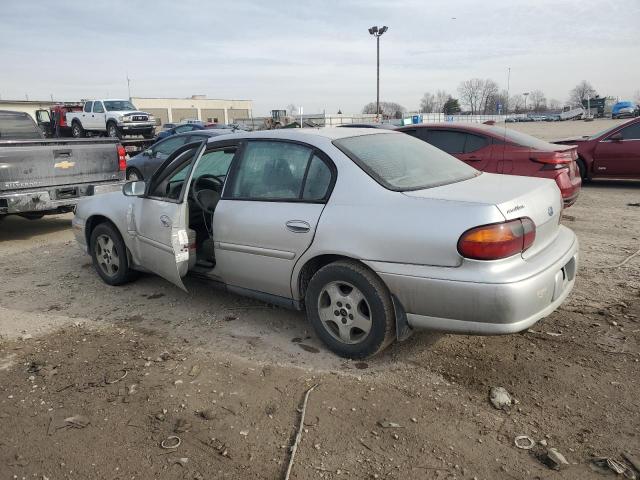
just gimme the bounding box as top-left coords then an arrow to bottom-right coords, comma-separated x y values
397,123 -> 582,206
126,129 -> 234,180
161,123 -> 177,130
66,99 -> 156,139
73,128 -> 578,358
0,110 -> 126,219
553,117 -> 640,180
154,122 -> 207,142
611,101 -> 638,119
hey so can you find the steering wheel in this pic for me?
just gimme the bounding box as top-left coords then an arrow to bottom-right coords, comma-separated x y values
191,174 -> 224,214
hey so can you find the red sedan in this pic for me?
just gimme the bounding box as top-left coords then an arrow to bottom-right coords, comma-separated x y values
397,123 -> 581,207
553,117 -> 640,180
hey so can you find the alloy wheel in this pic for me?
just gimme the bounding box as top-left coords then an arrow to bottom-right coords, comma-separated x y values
94,234 -> 120,277
317,281 -> 372,344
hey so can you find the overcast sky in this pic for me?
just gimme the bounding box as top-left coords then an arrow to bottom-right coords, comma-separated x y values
1,0 -> 638,115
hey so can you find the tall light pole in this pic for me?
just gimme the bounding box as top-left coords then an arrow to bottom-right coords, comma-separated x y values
368,25 -> 388,119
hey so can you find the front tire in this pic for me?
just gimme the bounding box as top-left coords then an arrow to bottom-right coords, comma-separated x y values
577,158 -> 589,181
305,260 -> 396,359
89,223 -> 137,286
107,122 -> 121,139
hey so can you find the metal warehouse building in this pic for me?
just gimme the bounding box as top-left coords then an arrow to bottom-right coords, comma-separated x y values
131,95 -> 253,125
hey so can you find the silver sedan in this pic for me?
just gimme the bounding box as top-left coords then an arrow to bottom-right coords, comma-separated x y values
72,128 -> 578,358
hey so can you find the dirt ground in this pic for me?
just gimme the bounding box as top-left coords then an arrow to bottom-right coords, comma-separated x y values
1,120 -> 639,479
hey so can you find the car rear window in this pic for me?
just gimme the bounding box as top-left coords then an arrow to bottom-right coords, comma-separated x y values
485,126 -> 556,150
333,133 -> 478,191
0,112 -> 43,140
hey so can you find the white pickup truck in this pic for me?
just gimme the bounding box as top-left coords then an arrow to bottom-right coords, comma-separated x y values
66,99 -> 156,139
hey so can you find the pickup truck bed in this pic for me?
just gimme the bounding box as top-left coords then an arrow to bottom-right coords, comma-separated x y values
0,138 -> 124,217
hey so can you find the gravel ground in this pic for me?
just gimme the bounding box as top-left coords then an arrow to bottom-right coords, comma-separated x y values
0,121 -> 639,479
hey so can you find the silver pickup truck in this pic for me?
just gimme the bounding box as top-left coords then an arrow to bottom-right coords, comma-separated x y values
0,110 -> 125,219
66,99 -> 156,139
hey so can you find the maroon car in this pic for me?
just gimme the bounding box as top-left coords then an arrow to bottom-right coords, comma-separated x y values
397,123 -> 582,207
553,117 -> 640,180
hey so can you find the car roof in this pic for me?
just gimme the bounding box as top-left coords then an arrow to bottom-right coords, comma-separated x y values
398,122 -> 501,135
205,127 -> 393,144
169,129 -> 235,138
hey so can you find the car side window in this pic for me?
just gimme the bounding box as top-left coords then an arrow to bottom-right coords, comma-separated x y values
84,102 -> 93,113
426,130 -> 466,154
302,155 -> 332,201
618,123 -> 640,140
192,148 -> 236,180
226,141 -> 313,200
464,133 -> 489,153
152,136 -> 189,157
175,125 -> 193,133
148,147 -> 199,201
93,102 -> 104,113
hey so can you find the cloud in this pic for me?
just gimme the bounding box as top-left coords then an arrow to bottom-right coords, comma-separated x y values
0,0 -> 638,114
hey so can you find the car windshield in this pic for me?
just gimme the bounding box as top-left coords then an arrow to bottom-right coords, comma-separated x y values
485,126 -> 556,149
333,133 -> 478,191
104,100 -> 137,111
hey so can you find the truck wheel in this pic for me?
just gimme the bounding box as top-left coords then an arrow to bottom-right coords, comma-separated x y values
126,168 -> 143,181
72,122 -> 85,138
89,222 -> 137,286
107,122 -> 121,139
305,260 -> 396,359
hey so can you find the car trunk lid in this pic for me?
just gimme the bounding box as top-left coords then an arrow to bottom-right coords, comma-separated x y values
403,172 -> 563,260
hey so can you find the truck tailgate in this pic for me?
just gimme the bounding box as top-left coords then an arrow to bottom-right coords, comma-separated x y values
0,138 -> 121,191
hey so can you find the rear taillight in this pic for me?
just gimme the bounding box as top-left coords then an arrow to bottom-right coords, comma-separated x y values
117,144 -> 127,171
458,218 -> 536,260
532,149 -> 577,170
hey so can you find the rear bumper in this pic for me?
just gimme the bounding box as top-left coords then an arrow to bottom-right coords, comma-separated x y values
555,171 -> 582,207
366,226 -> 579,335
0,181 -> 123,215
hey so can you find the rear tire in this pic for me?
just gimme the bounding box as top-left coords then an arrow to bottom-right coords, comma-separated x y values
89,222 -> 137,286
126,167 -> 143,181
71,122 -> 85,138
305,260 -> 396,359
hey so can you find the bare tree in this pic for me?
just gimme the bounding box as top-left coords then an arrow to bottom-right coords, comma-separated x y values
548,98 -> 562,111
286,104 -> 298,116
362,101 -> 406,119
419,92 -> 435,113
434,90 -> 449,113
458,78 -> 483,114
509,95 -> 524,113
458,78 -> 499,114
488,89 -> 509,114
569,81 -> 597,107
529,90 -> 547,112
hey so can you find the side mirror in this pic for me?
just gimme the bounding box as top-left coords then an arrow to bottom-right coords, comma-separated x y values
609,133 -> 623,142
143,149 -> 152,157
123,181 -> 146,197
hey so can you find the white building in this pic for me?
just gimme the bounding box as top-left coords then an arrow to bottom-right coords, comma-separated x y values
131,95 -> 253,125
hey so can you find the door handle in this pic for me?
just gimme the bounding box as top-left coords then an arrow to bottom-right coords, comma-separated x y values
285,220 -> 310,233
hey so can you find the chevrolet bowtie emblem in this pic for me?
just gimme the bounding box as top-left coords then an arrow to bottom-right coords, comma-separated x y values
54,160 -> 76,169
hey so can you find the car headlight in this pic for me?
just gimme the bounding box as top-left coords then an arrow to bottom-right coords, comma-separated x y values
117,115 -> 124,122
147,115 -> 155,122
123,116 -> 131,122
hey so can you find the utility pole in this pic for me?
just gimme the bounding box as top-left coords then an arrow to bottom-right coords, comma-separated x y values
126,74 -> 131,101
368,26 -> 388,119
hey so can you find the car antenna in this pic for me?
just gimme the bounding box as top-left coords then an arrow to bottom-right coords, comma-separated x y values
502,67 -> 511,164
